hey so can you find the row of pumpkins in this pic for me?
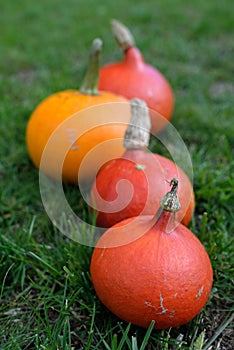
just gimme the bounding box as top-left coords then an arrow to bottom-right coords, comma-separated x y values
26,20 -> 213,329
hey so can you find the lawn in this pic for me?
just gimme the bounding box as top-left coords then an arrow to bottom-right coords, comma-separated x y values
0,0 -> 233,349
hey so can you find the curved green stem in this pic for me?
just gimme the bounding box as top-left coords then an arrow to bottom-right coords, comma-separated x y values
80,38 -> 102,95
160,178 -> 181,212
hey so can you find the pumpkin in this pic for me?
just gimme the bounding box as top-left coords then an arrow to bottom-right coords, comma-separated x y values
98,19 -> 174,134
90,178 -> 213,329
90,98 -> 194,226
26,38 -> 131,185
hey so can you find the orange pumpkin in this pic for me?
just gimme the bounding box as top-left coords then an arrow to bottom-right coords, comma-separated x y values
90,179 -> 213,329
26,38 -> 130,185
98,20 -> 174,134
90,99 -> 194,226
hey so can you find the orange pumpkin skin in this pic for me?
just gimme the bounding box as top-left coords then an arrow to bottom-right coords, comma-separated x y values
99,47 -> 174,133
26,90 -> 130,184
90,211 -> 213,329
90,149 -> 195,226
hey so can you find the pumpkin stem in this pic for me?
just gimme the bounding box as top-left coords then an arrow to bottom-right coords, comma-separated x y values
80,38 -> 102,95
111,19 -> 135,51
160,178 -> 181,212
124,98 -> 151,150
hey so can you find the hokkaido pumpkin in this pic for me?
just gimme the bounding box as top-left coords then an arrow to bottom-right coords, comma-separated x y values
26,38 -> 131,185
90,178 -> 213,329
90,98 -> 194,226
98,19 -> 174,134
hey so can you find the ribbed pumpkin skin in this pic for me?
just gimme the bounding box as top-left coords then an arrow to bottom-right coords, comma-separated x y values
90,212 -> 213,329
90,150 -> 195,226
26,91 -> 130,184
99,47 -> 174,133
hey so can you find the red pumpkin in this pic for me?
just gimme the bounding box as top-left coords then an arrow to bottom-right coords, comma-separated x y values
90,98 -> 195,227
90,179 -> 213,329
98,19 -> 174,134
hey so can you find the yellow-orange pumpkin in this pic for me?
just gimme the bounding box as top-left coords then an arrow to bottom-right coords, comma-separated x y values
26,38 -> 130,185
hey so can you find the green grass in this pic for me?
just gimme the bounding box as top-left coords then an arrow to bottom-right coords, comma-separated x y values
0,0 -> 233,348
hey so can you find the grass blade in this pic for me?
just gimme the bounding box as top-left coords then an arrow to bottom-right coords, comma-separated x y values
85,302 -> 96,350
0,263 -> 15,300
139,320 -> 155,350
27,251 -> 60,276
112,334 -> 118,349
193,329 -> 206,350
203,313 -> 234,350
117,322 -> 131,350
132,336 -> 138,350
